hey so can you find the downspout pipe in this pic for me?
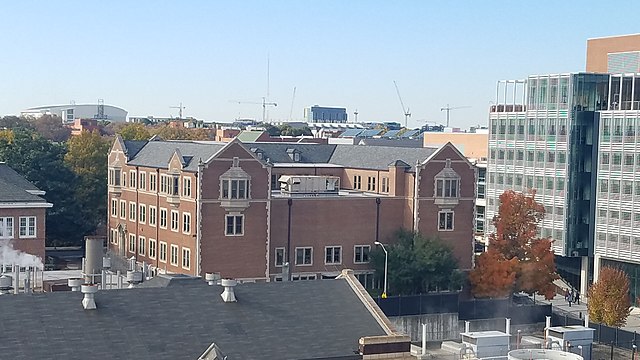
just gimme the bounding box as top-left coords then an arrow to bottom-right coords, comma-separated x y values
196,159 -> 204,276
413,160 -> 421,232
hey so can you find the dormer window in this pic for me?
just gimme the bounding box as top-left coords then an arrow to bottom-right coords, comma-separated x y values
250,148 -> 265,160
434,159 -> 460,201
286,148 -> 301,162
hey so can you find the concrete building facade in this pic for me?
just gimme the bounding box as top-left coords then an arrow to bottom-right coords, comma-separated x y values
107,137 -> 476,285
304,105 -> 348,123
22,103 -> 127,123
586,34 -> 640,73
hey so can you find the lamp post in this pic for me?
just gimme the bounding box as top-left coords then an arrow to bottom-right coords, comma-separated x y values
577,345 -> 583,357
374,241 -> 388,298
632,344 -> 636,360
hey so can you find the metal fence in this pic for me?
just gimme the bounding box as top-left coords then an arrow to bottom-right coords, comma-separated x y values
374,292 -> 460,317
552,310 -> 639,350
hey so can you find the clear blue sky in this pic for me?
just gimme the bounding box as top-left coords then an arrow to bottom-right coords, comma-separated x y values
2,1 -> 640,128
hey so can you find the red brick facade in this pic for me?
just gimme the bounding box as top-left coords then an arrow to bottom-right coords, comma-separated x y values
0,207 -> 47,261
107,138 -> 475,281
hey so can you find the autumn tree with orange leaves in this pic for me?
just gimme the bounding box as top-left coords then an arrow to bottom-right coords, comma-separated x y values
469,190 -> 558,299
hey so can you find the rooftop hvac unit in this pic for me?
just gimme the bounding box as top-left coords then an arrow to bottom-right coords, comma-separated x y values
546,326 -> 594,360
460,331 -> 510,358
279,175 -> 340,195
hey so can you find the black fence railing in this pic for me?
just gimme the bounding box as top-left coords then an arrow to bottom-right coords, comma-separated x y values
375,293 -> 551,325
552,310 -> 639,350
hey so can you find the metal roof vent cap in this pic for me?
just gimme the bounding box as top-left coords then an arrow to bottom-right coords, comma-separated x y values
0,275 -> 13,295
126,270 -> 143,288
205,272 -> 221,286
81,284 -> 98,310
220,279 -> 237,303
68,278 -> 83,292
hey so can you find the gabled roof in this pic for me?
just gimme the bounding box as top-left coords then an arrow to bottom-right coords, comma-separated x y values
236,130 -> 267,142
0,163 -> 41,192
248,142 -> 337,164
0,278 -> 386,360
0,163 -> 48,204
127,141 -> 226,171
123,140 -> 147,159
329,145 -> 437,171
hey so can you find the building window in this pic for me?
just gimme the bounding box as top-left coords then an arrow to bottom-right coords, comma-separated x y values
0,217 -> 14,239
139,172 -> 146,190
149,239 -> 157,259
182,212 -> 191,234
108,168 -> 121,186
159,242 -> 167,262
149,173 -> 157,192
367,177 -> 376,191
159,208 -> 168,229
129,202 -> 136,221
120,200 -> 126,219
225,215 -> 244,236
436,179 -> 458,197
139,204 -> 146,224
221,179 -> 249,200
182,247 -> 191,270
183,177 -> 192,197
381,177 -> 389,193
149,206 -> 157,226
354,245 -> 370,264
275,247 -> 285,267
160,174 -> 179,195
170,245 -> 179,266
129,234 -> 136,253
295,247 -> 313,266
325,246 -> 342,265
353,175 -> 362,190
19,217 -> 36,238
129,170 -> 137,188
438,211 -> 454,231
111,199 -> 117,217
138,236 -> 145,256
292,274 -> 316,281
170,210 -> 179,232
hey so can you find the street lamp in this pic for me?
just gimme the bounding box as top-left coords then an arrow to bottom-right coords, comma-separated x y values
632,344 -> 636,360
374,241 -> 388,298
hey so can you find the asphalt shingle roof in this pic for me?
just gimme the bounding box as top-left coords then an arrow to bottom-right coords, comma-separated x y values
126,141 -> 226,171
0,163 -> 46,203
0,279 -> 386,360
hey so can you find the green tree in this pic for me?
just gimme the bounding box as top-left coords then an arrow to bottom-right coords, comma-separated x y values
371,229 -> 462,295
118,123 -> 151,140
0,129 -> 87,245
31,114 -> 71,142
0,115 -> 32,129
588,266 -> 632,327
64,130 -> 110,237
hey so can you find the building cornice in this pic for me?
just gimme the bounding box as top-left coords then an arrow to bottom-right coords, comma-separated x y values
0,202 -> 53,209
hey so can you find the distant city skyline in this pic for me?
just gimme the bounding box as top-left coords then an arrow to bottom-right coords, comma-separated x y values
2,1 -> 640,128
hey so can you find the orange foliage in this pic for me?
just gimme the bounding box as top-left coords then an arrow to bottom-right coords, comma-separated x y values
469,249 -> 518,298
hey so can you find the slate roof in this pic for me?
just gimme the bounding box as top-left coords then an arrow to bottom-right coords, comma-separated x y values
1,279 -> 386,360
126,140 -> 226,171
123,140 -> 147,159
0,163 -> 47,203
329,145 -> 437,171
249,142 -> 337,164
357,138 -> 423,148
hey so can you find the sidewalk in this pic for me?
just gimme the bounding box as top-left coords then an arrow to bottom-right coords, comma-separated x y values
535,294 -> 640,333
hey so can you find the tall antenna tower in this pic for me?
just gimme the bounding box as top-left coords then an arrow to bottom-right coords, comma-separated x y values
353,109 -> 359,123
94,99 -> 107,119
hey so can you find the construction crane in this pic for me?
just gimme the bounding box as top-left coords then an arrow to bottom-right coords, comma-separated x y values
170,102 -> 186,119
393,81 -> 411,128
353,109 -> 359,123
288,87 -> 296,121
231,98 -> 277,123
440,104 -> 471,127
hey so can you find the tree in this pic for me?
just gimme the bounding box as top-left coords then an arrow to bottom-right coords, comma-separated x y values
469,190 -> 558,299
31,114 -> 71,142
588,266 -> 632,327
468,248 -> 518,298
64,130 -> 110,237
371,229 -> 462,295
118,123 -> 151,140
0,115 -> 32,129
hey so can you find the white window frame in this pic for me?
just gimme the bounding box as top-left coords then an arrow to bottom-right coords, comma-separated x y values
367,176 -> 376,191
149,173 -> 157,192
353,175 -> 361,190
128,234 -> 136,253
220,179 -> 249,200
159,208 -> 168,229
139,172 -> 146,191
274,247 -> 285,267
159,241 -> 167,262
354,245 -> 371,264
149,206 -> 157,227
182,212 -> 191,234
170,244 -> 179,266
129,170 -> 137,189
129,202 -> 136,221
120,200 -> 126,219
324,246 -> 342,265
111,198 -> 117,217
381,177 -> 389,193
138,236 -> 145,256
182,176 -> 192,198
139,204 -> 146,224
438,210 -> 455,231
0,217 -> 14,239
148,238 -> 157,259
225,214 -> 244,236
19,216 -> 36,238
182,247 -> 191,270
435,178 -> 459,198
170,210 -> 179,232
295,247 -> 313,266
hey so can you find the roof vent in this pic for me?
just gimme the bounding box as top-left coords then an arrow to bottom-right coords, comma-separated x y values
81,284 -> 98,310
126,270 -> 143,288
205,272 -> 221,286
68,278 -> 83,292
220,279 -> 237,303
0,275 -> 13,295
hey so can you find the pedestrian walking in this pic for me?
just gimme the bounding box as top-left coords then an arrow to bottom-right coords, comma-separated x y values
575,291 -> 580,305
565,289 -> 570,304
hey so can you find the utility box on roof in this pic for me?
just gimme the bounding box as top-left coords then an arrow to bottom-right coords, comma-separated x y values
546,326 -> 594,360
460,331 -> 510,358
279,175 -> 339,195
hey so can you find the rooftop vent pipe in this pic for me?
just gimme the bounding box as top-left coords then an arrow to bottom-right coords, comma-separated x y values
205,272 -> 221,286
220,279 -> 237,302
81,284 -> 98,310
0,274 -> 13,295
68,278 -> 83,292
126,270 -> 143,288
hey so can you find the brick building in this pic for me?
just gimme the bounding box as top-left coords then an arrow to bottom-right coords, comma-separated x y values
107,136 -> 475,284
0,163 -> 52,261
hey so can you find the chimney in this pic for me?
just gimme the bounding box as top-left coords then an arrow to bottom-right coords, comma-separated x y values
68,278 -> 83,292
220,279 -> 237,302
81,284 -> 98,310
13,264 -> 19,295
83,237 -> 104,284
